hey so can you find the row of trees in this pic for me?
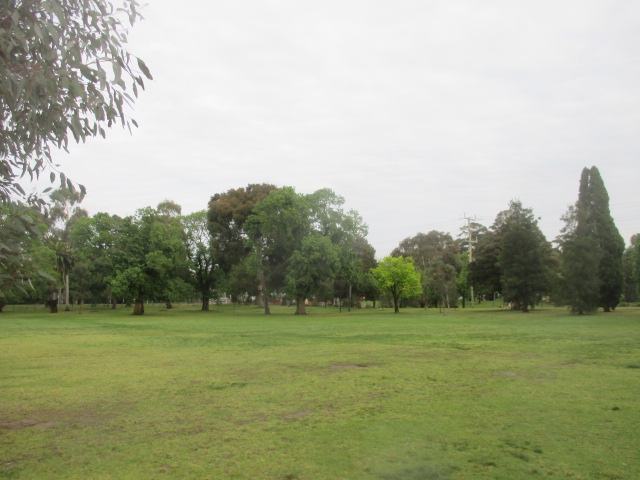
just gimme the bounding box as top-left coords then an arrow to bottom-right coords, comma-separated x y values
2,167 -> 637,315
0,185 -> 381,314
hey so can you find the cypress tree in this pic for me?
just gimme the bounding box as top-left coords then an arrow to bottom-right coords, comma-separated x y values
560,167 -> 624,313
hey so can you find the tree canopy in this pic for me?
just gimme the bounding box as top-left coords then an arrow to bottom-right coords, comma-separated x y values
371,256 -> 422,313
560,167 -> 624,313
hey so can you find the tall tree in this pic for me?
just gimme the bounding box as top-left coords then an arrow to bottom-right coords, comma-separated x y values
560,167 -> 625,313
245,187 -> 310,314
110,203 -> 189,315
45,188 -> 87,311
469,230 -> 502,301
183,210 -> 218,311
371,256 -> 422,313
207,184 -> 276,303
495,200 -> 550,312
286,235 -> 339,315
71,212 -> 122,306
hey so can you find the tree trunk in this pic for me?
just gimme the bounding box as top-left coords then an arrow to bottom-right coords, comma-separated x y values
201,294 -> 209,311
0,301 -> 5,313
133,300 -> 144,315
393,294 -> 400,313
348,283 -> 352,312
112,300 -> 117,309
256,256 -> 270,314
64,272 -> 70,311
295,296 -> 306,315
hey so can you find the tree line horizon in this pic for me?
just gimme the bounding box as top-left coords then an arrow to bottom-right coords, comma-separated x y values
1,165 -> 638,315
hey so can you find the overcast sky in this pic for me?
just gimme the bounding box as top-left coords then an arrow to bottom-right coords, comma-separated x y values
53,0 -> 639,256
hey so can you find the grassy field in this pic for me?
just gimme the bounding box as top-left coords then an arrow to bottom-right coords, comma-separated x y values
0,305 -> 638,480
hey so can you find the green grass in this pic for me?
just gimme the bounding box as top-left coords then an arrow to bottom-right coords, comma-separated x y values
1,305 -> 638,479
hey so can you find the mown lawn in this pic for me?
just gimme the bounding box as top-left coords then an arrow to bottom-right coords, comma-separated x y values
0,305 -> 638,479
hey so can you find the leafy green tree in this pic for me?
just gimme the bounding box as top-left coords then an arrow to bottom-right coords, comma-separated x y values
45,188 -> 87,310
1,0 -> 151,203
245,187 -> 310,314
207,184 -> 276,274
560,167 -> 625,313
110,203 -> 189,314
71,212 -> 122,306
183,210 -> 218,311
371,256 -> 422,313
495,200 -> 550,312
286,235 -> 340,315
467,228 -> 502,303
0,204 -> 49,308
392,231 -> 460,307
307,188 -> 369,310
1,0 -> 150,298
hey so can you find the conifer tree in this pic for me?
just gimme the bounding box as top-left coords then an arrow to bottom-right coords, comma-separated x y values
560,167 -> 624,313
495,200 -> 549,312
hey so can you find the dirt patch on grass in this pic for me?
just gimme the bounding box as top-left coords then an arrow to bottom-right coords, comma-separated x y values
329,363 -> 378,371
284,409 -> 314,419
0,420 -> 56,430
0,404 -> 128,431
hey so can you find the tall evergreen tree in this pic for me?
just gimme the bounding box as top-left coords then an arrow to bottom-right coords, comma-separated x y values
560,167 -> 624,313
495,200 -> 550,312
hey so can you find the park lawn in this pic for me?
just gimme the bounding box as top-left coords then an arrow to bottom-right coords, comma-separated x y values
0,305 -> 638,480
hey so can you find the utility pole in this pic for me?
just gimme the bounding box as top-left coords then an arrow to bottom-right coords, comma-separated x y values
464,214 -> 476,308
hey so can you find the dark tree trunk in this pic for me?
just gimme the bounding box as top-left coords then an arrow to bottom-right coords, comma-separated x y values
48,300 -> 58,313
201,295 -> 209,311
393,294 -> 400,313
256,253 -> 270,315
133,300 -> 144,315
112,300 -> 117,309
0,301 -> 5,313
295,296 -> 306,315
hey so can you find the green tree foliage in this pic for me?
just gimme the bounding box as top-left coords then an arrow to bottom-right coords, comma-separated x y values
286,235 -> 339,315
0,203 -> 48,306
308,188 -> 370,310
183,210 -> 218,311
371,256 -> 422,313
245,187 -> 310,313
0,0 -> 152,204
392,231 -> 460,308
468,228 -> 502,302
45,188 -> 87,311
70,212 -> 122,306
560,167 -> 625,313
207,184 -> 276,274
110,203 -> 190,314
495,200 -> 550,312
207,184 -> 276,303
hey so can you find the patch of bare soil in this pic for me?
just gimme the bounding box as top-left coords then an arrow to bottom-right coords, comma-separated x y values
284,409 -> 314,419
0,420 -> 56,430
329,363 -> 378,371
